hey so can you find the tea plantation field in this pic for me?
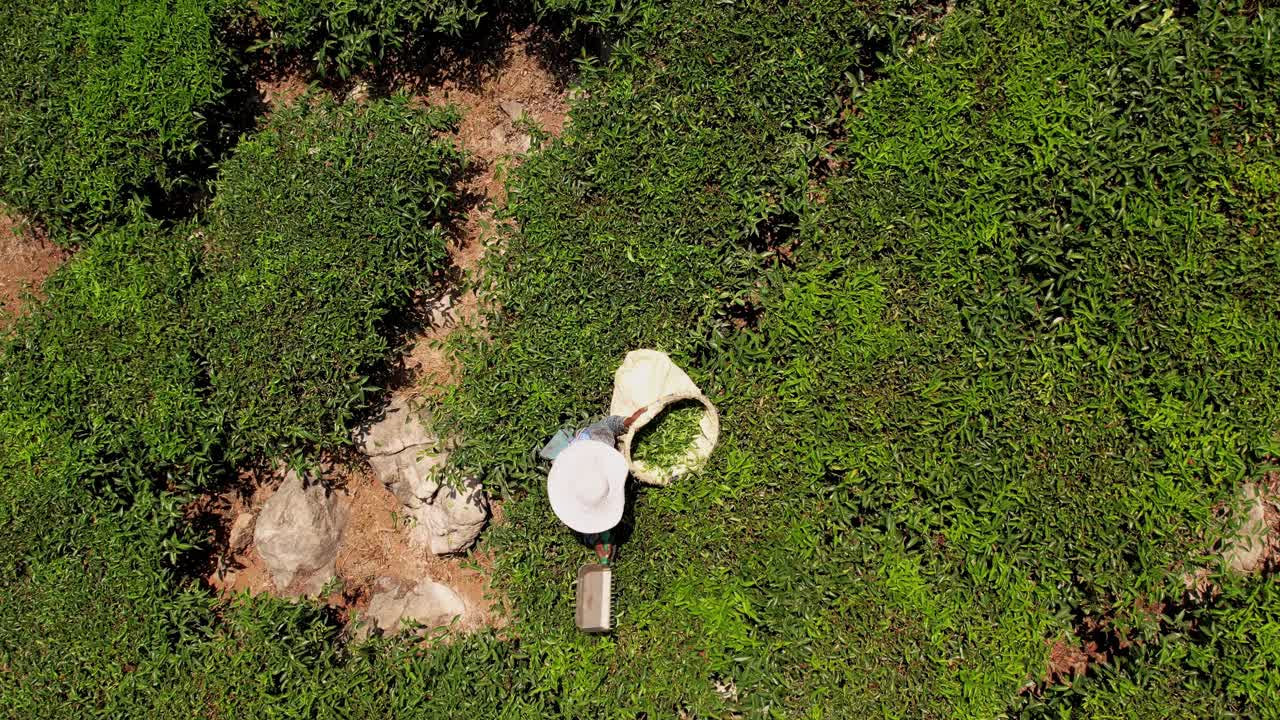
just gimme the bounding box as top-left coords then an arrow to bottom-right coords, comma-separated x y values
2,0 -> 1278,717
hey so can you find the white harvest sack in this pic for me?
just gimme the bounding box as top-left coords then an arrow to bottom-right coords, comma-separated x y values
609,350 -> 719,486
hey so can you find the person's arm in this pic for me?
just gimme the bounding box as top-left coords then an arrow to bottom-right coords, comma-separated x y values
622,406 -> 646,430
581,407 -> 649,445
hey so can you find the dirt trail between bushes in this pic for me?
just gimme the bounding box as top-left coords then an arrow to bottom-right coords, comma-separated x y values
0,206 -> 66,330
399,29 -> 570,394
202,28 -> 570,636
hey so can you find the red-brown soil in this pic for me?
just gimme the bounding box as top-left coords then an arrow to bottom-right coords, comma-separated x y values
0,207 -> 66,330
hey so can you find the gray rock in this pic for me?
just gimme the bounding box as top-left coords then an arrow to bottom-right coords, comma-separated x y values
499,100 -> 526,122
347,81 -> 370,104
1225,482 -> 1271,574
424,292 -> 455,328
489,125 -> 509,150
355,396 -> 439,457
356,398 -> 489,555
405,477 -> 489,555
367,449 -> 450,509
254,471 -> 346,593
362,577 -> 466,637
488,118 -> 533,155
228,511 -> 255,554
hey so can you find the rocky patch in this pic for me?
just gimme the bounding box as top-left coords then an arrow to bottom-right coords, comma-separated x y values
356,396 -> 489,555
356,576 -> 468,639
197,25 -> 560,640
254,470 -> 348,595
1224,480 -> 1277,575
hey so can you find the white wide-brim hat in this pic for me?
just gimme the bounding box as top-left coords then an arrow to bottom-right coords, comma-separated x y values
547,440 -> 627,534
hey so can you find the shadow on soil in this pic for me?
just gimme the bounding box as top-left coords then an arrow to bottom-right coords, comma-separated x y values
362,4 -> 590,97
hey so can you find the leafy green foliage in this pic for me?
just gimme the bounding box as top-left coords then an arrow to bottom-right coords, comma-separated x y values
254,0 -> 487,77
0,0 -> 234,236
197,95 -> 463,455
0,94 -> 462,489
1059,576 -> 1280,718
820,0 -> 1280,606
1,0 -> 1279,717
0,214 -> 213,493
0,95 -> 466,715
438,0 -> 1280,715
631,400 -> 703,469
530,0 -> 649,35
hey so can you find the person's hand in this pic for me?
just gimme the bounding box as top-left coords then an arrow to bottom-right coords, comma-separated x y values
622,406 -> 646,430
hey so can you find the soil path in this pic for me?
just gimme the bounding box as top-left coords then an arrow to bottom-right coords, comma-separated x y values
0,206 -> 66,330
399,27 -> 570,394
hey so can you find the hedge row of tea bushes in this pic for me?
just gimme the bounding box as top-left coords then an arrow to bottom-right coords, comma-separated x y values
2,0 -> 1279,717
0,0 -> 563,235
0,1 -> 595,716
439,0 -> 1280,715
253,0 -> 489,77
0,0 -> 236,234
2,95 -> 460,480
198,98 -> 462,453
251,0 -> 642,80
0,98 -> 465,716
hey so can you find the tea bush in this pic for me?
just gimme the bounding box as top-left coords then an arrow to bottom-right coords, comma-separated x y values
530,0 -> 647,34
0,215 -> 212,490
197,95 -> 464,456
254,0 -> 488,77
0,94 -> 462,485
0,0 -> 235,236
0,92 -> 462,551
441,0 -> 1280,715
0,214 -> 211,578
0,95 -> 468,717
2,0 -> 1279,716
